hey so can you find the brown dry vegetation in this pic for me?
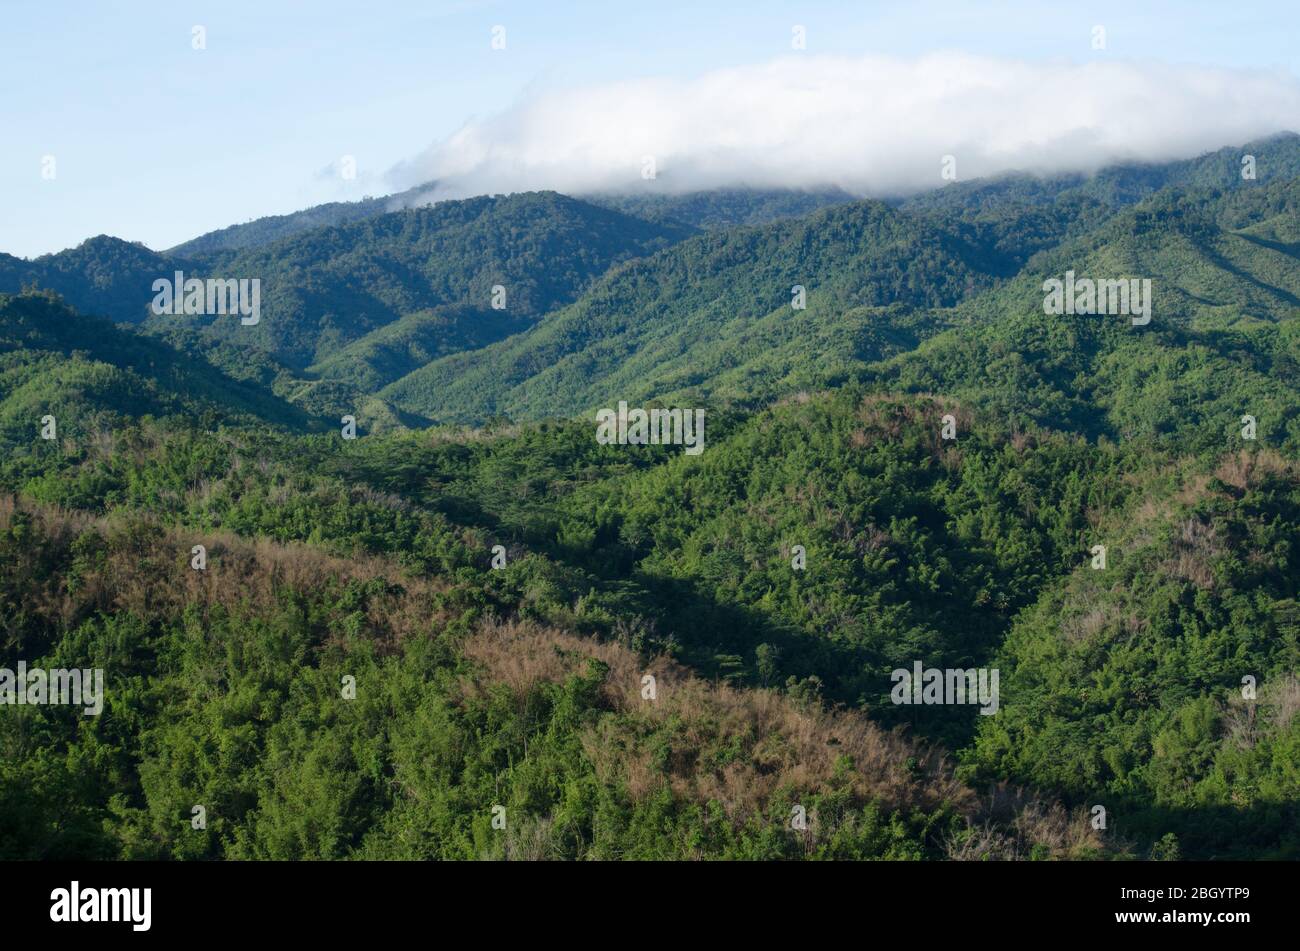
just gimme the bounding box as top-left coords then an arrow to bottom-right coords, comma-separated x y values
1059,590 -> 1146,646
2,494 -> 1109,859
1070,448 -> 1299,606
1214,448 -> 1299,490
1221,673 -> 1300,751
1162,516 -> 1222,590
0,495 -> 452,656
854,393 -> 972,446
458,617 -> 1107,859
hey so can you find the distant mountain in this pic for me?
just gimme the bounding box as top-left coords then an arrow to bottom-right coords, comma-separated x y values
0,193 -> 692,375
4,135 -> 1297,433
949,177 -> 1300,331
143,191 -> 692,371
901,132 -> 1300,216
155,133 -> 1299,261
0,236 -> 174,325
861,180 -> 1300,454
379,198 -> 1012,423
584,186 -> 858,230
899,133 -> 1300,275
379,165 -> 1300,426
166,184 -> 858,258
163,183 -> 436,257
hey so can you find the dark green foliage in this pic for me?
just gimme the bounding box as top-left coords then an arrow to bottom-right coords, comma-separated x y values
587,185 -> 857,231
0,236 -> 174,324
147,191 -> 692,370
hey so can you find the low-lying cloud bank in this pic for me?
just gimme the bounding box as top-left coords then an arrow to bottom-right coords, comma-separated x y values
388,53 -> 1300,202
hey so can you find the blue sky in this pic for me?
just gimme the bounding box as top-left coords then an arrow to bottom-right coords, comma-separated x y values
2,0 -> 1297,258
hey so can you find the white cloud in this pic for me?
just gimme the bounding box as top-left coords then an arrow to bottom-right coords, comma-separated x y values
388,53 -> 1300,201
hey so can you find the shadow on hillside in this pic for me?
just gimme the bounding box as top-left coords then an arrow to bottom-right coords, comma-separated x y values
1199,236 -> 1300,309
1099,797 -> 1300,860
627,568 -> 992,751
1232,231 -> 1300,262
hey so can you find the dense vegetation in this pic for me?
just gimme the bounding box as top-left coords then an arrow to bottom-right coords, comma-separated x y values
2,135 -> 1298,860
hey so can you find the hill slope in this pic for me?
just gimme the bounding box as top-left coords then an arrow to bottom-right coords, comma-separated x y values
0,237 -> 175,325
163,183 -> 436,257
380,198 -> 1013,423
380,174 -> 1300,426
145,191 -> 692,371
0,292 -> 313,451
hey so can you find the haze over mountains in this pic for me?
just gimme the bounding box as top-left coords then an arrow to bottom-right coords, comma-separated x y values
3,132 -> 1300,861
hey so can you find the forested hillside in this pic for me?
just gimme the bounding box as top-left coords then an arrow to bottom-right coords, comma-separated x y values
381,170 -> 1300,425
585,186 -> 859,231
2,138 -> 1298,861
0,292 -> 316,443
144,191 -> 693,370
162,184 -> 437,258
380,198 -> 1010,422
0,237 -> 174,325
